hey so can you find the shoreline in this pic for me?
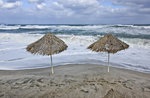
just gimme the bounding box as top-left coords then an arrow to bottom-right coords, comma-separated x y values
0,64 -> 150,98
0,63 -> 150,75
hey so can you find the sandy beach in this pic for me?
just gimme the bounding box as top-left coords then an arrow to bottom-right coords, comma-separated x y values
0,64 -> 150,98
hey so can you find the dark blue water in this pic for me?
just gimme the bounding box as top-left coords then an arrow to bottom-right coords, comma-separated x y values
0,24 -> 150,39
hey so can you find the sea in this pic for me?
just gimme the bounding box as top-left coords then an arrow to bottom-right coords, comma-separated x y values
0,24 -> 150,73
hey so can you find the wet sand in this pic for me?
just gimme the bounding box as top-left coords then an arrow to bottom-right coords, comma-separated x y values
0,64 -> 150,98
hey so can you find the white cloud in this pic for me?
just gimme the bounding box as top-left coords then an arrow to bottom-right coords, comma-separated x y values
37,3 -> 46,9
0,0 -> 3,5
1,1 -> 22,9
52,2 -> 64,10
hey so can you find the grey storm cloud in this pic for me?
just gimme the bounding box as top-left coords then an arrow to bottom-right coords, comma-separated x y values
27,0 -> 45,4
0,0 -> 150,24
111,0 -> 150,7
110,0 -> 150,11
54,0 -> 101,16
56,0 -> 99,9
106,0 -> 150,16
6,0 -> 20,2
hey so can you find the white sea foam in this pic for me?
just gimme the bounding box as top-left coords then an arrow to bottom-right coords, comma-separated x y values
0,33 -> 43,44
0,24 -> 150,72
1,33 -> 150,48
0,32 -> 150,72
0,24 -> 20,30
20,25 -> 53,29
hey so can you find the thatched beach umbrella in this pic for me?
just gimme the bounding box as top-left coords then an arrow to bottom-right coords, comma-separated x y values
26,33 -> 68,74
88,34 -> 129,72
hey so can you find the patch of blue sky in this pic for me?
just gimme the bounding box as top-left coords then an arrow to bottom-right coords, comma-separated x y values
100,1 -> 125,8
22,0 -> 33,8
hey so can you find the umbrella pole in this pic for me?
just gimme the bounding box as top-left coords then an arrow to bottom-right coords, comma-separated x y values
108,53 -> 110,72
50,55 -> 54,74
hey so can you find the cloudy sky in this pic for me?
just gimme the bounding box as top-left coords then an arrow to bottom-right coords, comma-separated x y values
0,0 -> 150,24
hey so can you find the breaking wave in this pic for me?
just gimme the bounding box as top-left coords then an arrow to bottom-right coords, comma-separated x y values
0,24 -> 150,73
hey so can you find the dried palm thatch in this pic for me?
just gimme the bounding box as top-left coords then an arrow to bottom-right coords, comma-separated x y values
88,34 -> 129,72
26,33 -> 68,74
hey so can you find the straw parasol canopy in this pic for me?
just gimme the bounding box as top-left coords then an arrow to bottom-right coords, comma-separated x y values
88,34 -> 129,72
26,33 -> 68,74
